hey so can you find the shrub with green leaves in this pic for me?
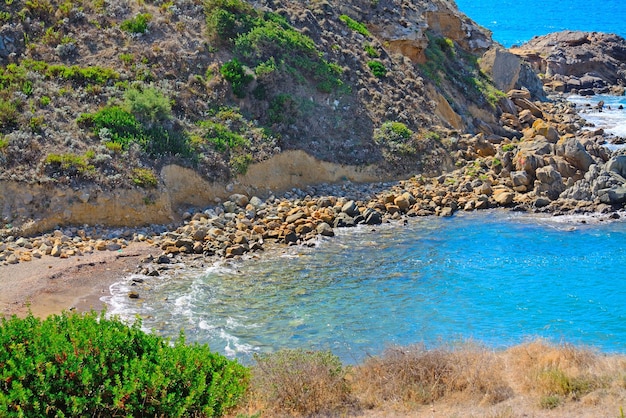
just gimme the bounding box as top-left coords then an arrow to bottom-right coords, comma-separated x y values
124,86 -> 172,126
205,0 -> 343,93
339,14 -> 370,37
0,311 -> 248,417
374,121 -> 416,155
78,106 -> 144,149
44,152 -> 95,176
367,60 -> 387,78
0,98 -> 19,130
120,13 -> 152,34
131,167 -> 159,188
198,120 -> 249,152
220,58 -> 253,98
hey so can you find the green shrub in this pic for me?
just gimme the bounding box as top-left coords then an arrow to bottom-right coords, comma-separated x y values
124,86 -> 172,125
39,95 -> 51,106
207,1 -> 343,93
120,13 -> 152,34
0,98 -> 19,129
374,121 -> 416,154
367,60 -> 387,78
364,43 -> 379,58
204,0 -> 256,41
0,311 -> 248,417
231,153 -> 253,174
131,167 -> 159,188
198,120 -> 249,152
502,143 -> 517,152
339,14 -> 370,37
44,152 -> 94,175
78,106 -> 144,149
220,58 -> 253,98
0,136 -> 8,150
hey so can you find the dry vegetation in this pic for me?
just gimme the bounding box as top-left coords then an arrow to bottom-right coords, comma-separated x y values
233,341 -> 626,417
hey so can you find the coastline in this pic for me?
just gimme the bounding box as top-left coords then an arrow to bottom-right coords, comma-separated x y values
0,242 -> 160,318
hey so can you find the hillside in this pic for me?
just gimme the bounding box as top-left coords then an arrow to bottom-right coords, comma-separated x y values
0,0 -> 515,230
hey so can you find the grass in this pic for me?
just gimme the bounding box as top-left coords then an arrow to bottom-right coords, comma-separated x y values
234,340 -> 626,416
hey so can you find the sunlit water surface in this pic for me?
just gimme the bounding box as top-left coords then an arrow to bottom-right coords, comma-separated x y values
105,211 -> 626,364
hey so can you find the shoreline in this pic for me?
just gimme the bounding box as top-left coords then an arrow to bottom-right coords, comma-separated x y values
2,92 -> 626,321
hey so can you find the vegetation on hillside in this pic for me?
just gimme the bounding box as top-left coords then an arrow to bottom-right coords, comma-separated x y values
0,0 -> 504,193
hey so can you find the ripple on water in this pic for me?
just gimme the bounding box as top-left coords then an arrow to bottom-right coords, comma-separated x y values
104,211 -> 626,363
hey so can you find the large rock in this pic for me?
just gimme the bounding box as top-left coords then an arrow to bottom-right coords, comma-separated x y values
555,138 -> 594,172
606,155 -> 626,180
480,48 -> 546,99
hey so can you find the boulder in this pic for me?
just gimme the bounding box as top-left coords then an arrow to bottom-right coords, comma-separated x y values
555,138 -> 594,172
341,200 -> 360,217
316,222 -> 335,237
531,119 -> 560,143
606,155 -> 626,180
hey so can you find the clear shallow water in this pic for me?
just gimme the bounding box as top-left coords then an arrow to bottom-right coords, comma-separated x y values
105,211 -> 626,364
455,0 -> 626,47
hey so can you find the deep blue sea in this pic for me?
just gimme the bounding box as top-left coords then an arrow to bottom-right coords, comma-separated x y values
455,0 -> 626,47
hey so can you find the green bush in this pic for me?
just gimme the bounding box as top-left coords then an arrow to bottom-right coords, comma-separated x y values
367,60 -> 387,78
44,152 -> 95,175
339,14 -> 370,37
206,0 -> 343,93
0,311 -> 248,417
198,120 -> 249,152
220,58 -> 253,98
0,98 -> 19,129
131,167 -> 159,188
205,0 -> 256,41
364,43 -> 379,58
374,121 -> 416,155
78,106 -> 144,149
120,13 -> 152,34
124,86 -> 172,125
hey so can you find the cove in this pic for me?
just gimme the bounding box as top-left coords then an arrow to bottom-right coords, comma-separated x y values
104,211 -> 626,364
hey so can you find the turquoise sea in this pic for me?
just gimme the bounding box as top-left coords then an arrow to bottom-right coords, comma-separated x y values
104,3 -> 626,363
455,0 -> 626,47
106,212 -> 626,363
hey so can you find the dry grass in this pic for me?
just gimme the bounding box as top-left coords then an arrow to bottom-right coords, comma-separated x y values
232,340 -> 626,417
245,349 -> 353,417
351,343 -> 513,411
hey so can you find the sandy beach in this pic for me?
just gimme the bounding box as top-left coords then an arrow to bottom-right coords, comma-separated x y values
0,242 -> 160,319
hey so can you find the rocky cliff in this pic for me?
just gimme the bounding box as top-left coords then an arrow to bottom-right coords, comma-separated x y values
510,31 -> 626,95
0,0 -> 510,231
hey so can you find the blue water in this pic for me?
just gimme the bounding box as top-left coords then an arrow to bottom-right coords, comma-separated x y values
105,211 -> 626,363
455,0 -> 626,47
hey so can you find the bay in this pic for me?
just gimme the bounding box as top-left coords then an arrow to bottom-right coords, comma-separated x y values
105,211 -> 626,364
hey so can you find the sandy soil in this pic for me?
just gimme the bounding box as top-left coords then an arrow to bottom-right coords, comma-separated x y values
0,242 -> 160,319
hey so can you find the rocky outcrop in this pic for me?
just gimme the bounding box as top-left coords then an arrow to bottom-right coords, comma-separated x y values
510,31 -> 626,95
479,48 -> 546,100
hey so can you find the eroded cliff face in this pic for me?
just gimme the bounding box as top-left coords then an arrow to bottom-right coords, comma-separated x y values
1,151 -> 393,235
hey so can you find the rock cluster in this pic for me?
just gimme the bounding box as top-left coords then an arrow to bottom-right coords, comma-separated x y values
2,92 -> 625,269
511,31 -> 626,96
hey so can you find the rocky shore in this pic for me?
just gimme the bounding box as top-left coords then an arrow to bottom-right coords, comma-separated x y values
2,88 -> 625,294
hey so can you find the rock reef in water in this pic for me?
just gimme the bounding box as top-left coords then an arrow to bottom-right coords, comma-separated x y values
510,31 -> 626,95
